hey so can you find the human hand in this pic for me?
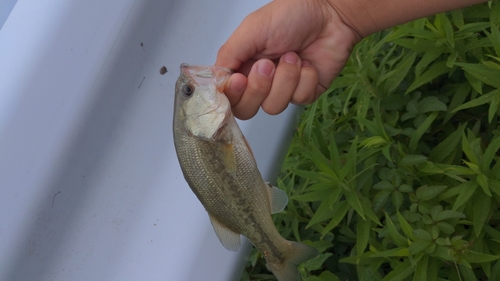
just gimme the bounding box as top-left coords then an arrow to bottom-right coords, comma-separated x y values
215,0 -> 359,120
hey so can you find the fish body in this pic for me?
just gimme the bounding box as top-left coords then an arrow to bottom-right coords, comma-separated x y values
173,64 -> 318,281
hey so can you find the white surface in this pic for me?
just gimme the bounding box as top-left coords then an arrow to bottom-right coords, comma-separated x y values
0,1 -> 299,280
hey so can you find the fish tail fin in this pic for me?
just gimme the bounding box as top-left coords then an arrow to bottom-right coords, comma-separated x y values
266,241 -> 319,281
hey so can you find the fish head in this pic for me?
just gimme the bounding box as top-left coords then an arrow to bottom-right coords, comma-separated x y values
174,64 -> 232,141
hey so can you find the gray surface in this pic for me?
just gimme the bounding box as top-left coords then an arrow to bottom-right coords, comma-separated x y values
0,0 -> 299,280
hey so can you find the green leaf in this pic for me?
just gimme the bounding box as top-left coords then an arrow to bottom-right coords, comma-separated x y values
415,185 -> 448,201
435,13 -> 455,47
371,247 -> 410,258
415,45 -> 447,76
464,250 -> 500,263
459,264 -> 477,281
409,241 -> 433,255
406,61 -> 450,94
473,191 -> 491,237
489,89 -> 500,123
452,180 -> 479,211
381,51 -> 417,93
451,9 -> 464,28
413,229 -> 432,241
476,173 -> 491,196
304,253 -> 333,271
307,200 -> 335,227
465,71 -> 483,94
359,195 -> 382,226
306,145 -> 336,177
357,218 -> 371,256
392,38 -> 438,52
321,200 -> 350,234
413,254 -> 429,281
360,136 -> 388,148
329,134 -> 342,174
397,211 -> 416,240
400,155 -> 428,166
293,169 -> 332,182
491,260 -> 500,281
419,96 -> 448,113
318,271 -> 340,281
490,179 -> 500,196
461,132 -> 480,165
345,191 -> 366,220
392,191 -> 404,209
385,213 -> 408,246
486,23 -> 500,56
483,137 -> 500,172
356,90 -> 372,127
429,124 -> 467,163
293,183 -> 334,202
373,180 -> 394,191
452,89 -> 498,113
456,62 -> 500,88
435,210 -> 466,221
381,260 -> 414,281
373,190 -> 391,212
445,83 -> 472,123
409,112 -> 438,152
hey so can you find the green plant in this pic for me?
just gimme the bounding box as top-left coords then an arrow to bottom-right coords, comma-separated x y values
241,2 -> 500,280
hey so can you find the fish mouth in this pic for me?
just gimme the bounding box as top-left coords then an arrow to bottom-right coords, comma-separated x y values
180,64 -> 232,92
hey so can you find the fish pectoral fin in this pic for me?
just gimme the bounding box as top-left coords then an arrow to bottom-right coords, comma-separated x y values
266,183 -> 289,214
221,142 -> 237,178
209,214 -> 241,251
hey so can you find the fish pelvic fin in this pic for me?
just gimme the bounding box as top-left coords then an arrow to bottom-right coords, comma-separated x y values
266,241 -> 319,281
208,214 -> 241,251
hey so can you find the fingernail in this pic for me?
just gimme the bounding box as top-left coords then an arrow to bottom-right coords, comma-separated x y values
283,52 -> 298,64
257,61 -> 274,76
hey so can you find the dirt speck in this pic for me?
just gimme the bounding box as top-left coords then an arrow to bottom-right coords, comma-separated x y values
160,66 -> 167,75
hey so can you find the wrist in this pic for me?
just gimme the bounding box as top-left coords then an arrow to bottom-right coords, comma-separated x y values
326,0 -> 489,39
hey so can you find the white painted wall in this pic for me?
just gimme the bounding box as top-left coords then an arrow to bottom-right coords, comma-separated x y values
0,1 -> 299,280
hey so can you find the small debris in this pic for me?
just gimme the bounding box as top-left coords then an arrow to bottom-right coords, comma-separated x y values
160,66 -> 167,75
138,76 -> 146,89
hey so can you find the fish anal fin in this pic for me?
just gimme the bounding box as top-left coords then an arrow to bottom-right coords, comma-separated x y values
208,214 -> 241,251
266,183 -> 289,214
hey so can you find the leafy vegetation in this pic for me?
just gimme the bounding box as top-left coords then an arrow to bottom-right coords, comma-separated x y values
241,2 -> 500,280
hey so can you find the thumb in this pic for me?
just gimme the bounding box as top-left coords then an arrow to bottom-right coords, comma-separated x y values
215,7 -> 271,70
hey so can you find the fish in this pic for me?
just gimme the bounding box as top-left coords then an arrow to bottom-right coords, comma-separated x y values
173,64 -> 319,281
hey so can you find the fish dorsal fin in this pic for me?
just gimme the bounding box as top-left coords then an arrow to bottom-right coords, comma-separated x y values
208,214 -> 241,251
266,183 -> 289,214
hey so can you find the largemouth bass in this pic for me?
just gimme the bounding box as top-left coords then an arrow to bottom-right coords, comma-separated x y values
173,64 -> 318,281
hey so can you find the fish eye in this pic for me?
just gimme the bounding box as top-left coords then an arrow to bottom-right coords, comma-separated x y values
182,84 -> 194,96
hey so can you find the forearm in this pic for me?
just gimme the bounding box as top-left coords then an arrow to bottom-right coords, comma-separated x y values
329,0 -> 490,39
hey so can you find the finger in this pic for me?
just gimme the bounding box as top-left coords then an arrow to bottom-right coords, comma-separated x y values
232,59 -> 275,120
261,52 -> 301,115
223,73 -> 247,106
291,60 -> 320,105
